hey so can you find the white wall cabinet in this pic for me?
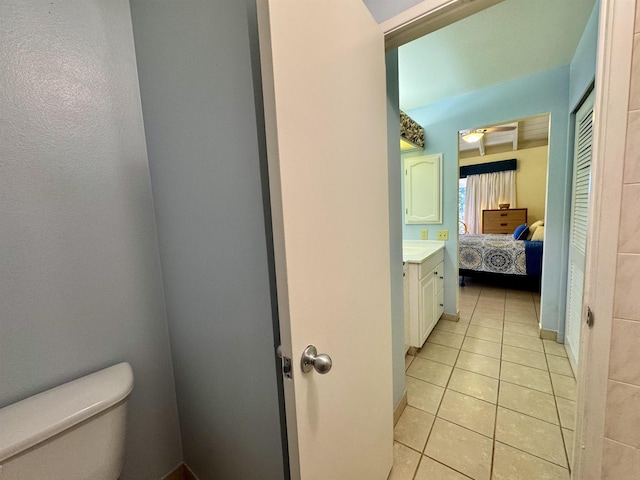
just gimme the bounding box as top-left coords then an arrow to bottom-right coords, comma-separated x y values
404,153 -> 442,224
407,249 -> 445,348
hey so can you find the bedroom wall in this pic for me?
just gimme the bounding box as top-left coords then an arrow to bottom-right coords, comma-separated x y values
405,66 -> 570,334
459,145 -> 549,226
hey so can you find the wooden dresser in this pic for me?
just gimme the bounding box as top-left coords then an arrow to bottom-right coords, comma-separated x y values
482,208 -> 528,234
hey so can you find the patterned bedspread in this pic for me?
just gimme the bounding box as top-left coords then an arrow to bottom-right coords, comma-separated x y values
459,234 -> 528,275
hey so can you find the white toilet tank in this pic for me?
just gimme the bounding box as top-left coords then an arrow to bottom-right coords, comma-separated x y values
0,363 -> 134,480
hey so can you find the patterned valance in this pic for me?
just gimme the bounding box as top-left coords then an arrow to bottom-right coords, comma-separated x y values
400,110 -> 425,149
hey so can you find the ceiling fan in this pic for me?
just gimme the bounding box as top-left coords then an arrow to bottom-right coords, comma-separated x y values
460,125 -> 517,143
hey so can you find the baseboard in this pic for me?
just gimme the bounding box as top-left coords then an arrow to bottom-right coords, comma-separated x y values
538,325 -> 557,341
393,390 -> 408,426
441,313 -> 459,322
162,463 -> 199,480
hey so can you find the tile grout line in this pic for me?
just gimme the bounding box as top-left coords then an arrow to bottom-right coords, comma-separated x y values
489,287 -> 506,480
415,289 -> 478,477
543,340 -> 575,473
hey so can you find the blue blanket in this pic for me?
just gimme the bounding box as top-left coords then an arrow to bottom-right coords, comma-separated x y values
523,240 -> 544,275
459,234 -> 543,276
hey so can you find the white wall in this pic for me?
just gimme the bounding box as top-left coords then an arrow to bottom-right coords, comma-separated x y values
129,1 -> 286,478
0,2 -> 183,479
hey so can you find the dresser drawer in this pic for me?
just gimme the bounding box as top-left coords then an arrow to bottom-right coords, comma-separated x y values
482,209 -> 527,234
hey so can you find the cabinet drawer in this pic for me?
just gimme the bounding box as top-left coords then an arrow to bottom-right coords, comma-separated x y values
418,249 -> 444,279
482,209 -> 527,234
482,218 -> 523,234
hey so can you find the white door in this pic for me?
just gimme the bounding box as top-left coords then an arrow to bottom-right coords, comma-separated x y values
565,90 -> 595,365
257,1 -> 393,479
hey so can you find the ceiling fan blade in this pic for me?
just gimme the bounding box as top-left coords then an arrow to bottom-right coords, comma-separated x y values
480,126 -> 517,133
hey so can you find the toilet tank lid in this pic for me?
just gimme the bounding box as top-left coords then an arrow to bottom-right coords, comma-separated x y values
0,362 -> 134,463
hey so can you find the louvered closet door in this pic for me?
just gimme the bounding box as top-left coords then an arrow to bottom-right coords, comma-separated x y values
565,90 -> 595,365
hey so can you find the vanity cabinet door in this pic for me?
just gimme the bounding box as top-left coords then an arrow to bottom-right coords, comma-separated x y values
419,273 -> 435,346
404,154 -> 442,224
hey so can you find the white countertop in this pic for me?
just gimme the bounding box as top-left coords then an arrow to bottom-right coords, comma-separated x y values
402,240 -> 445,263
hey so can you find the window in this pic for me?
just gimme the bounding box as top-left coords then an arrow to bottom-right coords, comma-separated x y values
459,178 -> 467,233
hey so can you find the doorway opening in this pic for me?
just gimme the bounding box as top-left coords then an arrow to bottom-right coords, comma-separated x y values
392,0 -> 596,477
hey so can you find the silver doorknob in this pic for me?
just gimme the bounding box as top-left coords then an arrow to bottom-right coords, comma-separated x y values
301,345 -> 332,374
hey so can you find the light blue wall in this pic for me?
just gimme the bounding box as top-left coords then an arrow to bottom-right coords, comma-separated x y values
569,1 -> 600,110
555,0 -> 600,342
129,1 -> 285,479
364,0 -> 424,23
406,66 -> 571,333
386,50 -> 406,409
0,2 -> 183,479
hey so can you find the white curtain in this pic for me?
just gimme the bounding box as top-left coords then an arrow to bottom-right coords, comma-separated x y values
464,171 -> 517,234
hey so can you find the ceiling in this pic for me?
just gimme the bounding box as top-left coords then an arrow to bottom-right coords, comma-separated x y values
458,114 -> 550,158
398,0 -> 597,110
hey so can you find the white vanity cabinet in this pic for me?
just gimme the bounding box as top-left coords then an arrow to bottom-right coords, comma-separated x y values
405,245 -> 445,349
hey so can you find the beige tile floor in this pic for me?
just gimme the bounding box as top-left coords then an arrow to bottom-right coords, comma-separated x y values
390,280 -> 576,480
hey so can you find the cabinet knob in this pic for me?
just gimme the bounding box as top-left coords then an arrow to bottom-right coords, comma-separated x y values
439,303 -> 444,307
434,271 -> 438,275
439,276 -> 444,279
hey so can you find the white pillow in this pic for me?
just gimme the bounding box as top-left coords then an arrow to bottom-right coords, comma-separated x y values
527,220 -> 544,240
531,225 -> 545,241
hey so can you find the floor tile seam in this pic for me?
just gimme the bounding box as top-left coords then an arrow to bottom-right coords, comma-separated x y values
490,317 -> 507,477
418,345 -> 464,453
501,341 -> 544,354
446,383 -> 498,405
503,318 -> 539,325
433,411 -> 495,442
468,322 -> 504,331
492,440 -> 571,472
543,356 -> 576,379
468,323 -> 505,331
545,351 -> 569,359
413,353 -> 459,368
421,453 -> 475,479
410,453 -> 422,480
434,328 -> 469,336
394,438 -> 427,457
542,349 -> 574,470
495,401 -> 561,428
405,372 -> 450,388
547,368 -> 576,379
559,428 -> 574,475
554,392 -> 577,402
497,376 -> 554,396
454,364 -> 500,380
432,411 -> 497,443
426,339 -> 465,350
460,346 -> 501,360
499,356 -> 550,373
464,333 -> 503,344
502,329 -> 541,339
541,341 -> 570,359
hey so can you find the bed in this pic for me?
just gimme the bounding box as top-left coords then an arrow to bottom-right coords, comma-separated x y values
459,234 -> 543,279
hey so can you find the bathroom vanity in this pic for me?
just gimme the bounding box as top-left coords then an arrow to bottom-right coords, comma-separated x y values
403,240 -> 445,349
